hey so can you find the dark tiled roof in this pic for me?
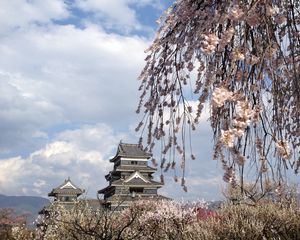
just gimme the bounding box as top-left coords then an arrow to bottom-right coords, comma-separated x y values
106,194 -> 172,205
111,178 -> 163,187
98,178 -> 163,194
39,199 -> 104,214
110,143 -> 151,162
98,185 -> 115,194
114,165 -> 157,172
48,178 -> 84,197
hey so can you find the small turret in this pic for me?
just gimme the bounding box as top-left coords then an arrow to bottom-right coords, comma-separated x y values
48,177 -> 84,203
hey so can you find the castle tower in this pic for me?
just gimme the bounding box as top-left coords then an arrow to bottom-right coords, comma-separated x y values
98,143 -> 165,210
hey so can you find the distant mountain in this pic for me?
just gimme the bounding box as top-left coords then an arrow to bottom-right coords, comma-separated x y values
0,194 -> 49,226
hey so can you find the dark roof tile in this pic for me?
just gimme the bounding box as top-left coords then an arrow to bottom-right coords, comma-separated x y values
111,179 -> 163,187
114,165 -> 157,172
110,143 -> 151,162
48,178 -> 84,196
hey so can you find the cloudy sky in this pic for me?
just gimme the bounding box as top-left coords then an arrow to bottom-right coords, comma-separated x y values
0,0 -> 224,201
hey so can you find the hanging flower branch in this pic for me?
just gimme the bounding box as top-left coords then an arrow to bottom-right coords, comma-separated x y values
137,0 -> 300,193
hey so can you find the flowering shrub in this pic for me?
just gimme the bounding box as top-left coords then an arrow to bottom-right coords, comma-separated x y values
36,201 -> 136,240
36,198 -> 300,239
195,207 -> 218,221
0,208 -> 34,240
120,200 -> 199,239
192,201 -> 300,240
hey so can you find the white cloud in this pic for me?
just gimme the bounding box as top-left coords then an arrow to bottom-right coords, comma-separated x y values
0,23 -> 150,155
159,174 -> 224,201
74,0 -> 165,33
0,0 -> 69,32
187,176 -> 221,187
33,180 -> 46,188
0,72 -> 64,154
0,157 -> 26,192
56,124 -> 127,153
0,124 -> 124,197
0,1 -> 224,201
75,0 -> 139,32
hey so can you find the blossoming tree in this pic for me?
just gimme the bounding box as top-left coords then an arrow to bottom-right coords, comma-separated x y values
0,208 -> 32,240
136,0 -> 300,194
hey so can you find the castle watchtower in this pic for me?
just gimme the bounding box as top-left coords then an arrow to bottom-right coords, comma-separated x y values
38,178 -> 85,220
48,177 -> 84,204
98,143 -> 164,210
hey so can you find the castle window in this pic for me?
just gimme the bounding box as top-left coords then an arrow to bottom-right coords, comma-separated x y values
129,187 -> 143,193
131,161 -> 138,165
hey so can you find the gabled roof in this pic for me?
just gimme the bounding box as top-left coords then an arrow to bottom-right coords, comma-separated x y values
48,178 -> 84,197
124,171 -> 150,183
110,143 -> 152,162
111,175 -> 163,187
98,171 -> 163,194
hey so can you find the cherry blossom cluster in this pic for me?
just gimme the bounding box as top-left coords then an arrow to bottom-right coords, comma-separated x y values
212,87 -> 233,108
200,33 -> 219,55
223,167 -> 236,184
219,27 -> 235,49
276,141 -> 292,160
228,5 -> 244,21
215,91 -> 262,153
